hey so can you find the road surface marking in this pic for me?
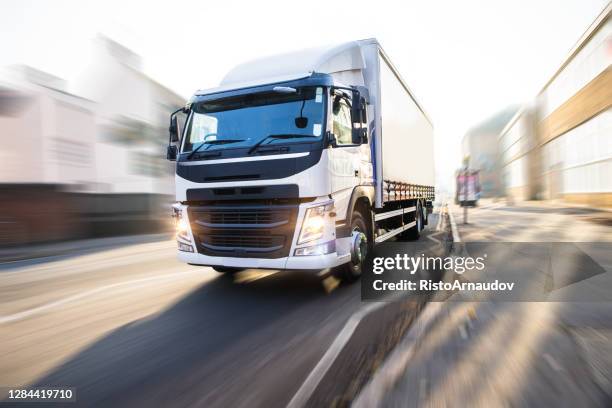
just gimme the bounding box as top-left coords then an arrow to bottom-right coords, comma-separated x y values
426,235 -> 440,244
354,204 -> 460,407
447,205 -> 461,243
0,269 -> 202,324
436,207 -> 444,231
290,211 -> 450,406
287,301 -> 387,408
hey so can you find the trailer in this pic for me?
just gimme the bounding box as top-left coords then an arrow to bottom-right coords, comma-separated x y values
167,38 -> 435,281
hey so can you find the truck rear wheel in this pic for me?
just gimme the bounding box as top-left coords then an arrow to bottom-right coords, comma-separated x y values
336,211 -> 370,282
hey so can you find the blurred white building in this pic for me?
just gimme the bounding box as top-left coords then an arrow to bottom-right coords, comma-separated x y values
0,66 -> 98,244
500,3 -> 611,208
461,107 -> 518,198
75,36 -> 184,196
0,36 -> 184,245
498,105 -> 540,201
0,66 -> 97,188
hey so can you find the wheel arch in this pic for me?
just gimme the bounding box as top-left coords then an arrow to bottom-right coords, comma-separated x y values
336,186 -> 375,239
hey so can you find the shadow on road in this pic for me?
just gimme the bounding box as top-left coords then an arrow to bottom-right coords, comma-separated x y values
16,271 -> 354,407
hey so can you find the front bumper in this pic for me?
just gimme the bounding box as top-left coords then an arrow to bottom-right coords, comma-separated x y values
178,250 -> 350,271
174,197 -> 349,271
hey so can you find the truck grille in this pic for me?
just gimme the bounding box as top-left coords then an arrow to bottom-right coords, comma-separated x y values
188,204 -> 297,258
199,208 -> 290,227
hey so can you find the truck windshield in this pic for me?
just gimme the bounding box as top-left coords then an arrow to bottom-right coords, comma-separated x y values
182,86 -> 325,153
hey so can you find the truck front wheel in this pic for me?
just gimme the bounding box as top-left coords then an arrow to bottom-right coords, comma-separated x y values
337,211 -> 370,282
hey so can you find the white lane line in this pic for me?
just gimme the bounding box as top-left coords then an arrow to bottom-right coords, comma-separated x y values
436,207 -> 444,231
447,205 -> 461,243
426,235 -> 440,244
0,269 -> 202,324
290,206 -> 452,407
287,301 -> 387,408
426,206 -> 446,244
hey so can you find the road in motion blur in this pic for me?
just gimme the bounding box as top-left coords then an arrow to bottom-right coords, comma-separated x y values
0,213 -> 444,407
376,200 -> 612,407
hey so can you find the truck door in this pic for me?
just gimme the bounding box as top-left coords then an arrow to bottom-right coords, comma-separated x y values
328,94 -> 364,220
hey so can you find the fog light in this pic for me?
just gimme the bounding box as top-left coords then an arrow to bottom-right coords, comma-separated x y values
178,242 -> 194,252
294,241 -> 335,256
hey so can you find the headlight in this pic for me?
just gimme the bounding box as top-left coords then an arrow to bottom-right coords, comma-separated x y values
298,202 -> 334,244
173,207 -> 191,241
177,218 -> 189,234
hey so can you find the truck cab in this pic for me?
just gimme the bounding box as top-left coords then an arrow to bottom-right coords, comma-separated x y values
167,39 -> 434,281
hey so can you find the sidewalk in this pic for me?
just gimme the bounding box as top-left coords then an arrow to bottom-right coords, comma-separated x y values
355,203 -> 612,407
0,233 -> 173,265
449,199 -> 612,242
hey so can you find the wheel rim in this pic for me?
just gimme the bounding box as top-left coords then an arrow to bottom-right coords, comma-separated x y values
351,227 -> 368,266
417,206 -> 422,231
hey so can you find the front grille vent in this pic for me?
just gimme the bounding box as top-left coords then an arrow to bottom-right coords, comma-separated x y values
188,204 -> 297,258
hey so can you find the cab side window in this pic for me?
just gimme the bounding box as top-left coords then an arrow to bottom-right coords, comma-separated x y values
332,97 -> 353,146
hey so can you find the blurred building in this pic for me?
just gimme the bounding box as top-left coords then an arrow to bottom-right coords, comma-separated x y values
498,105 -> 541,201
0,66 -> 97,245
0,36 -> 185,246
75,36 -> 183,197
501,4 -> 611,207
461,107 -> 518,197
73,36 -> 185,236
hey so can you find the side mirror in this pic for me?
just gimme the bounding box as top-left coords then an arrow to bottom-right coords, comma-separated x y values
352,127 -> 368,145
351,92 -> 361,124
360,128 -> 368,144
351,90 -> 367,145
327,131 -> 338,148
166,145 -> 178,161
169,115 -> 179,143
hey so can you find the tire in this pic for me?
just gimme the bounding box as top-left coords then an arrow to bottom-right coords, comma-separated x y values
336,210 -> 371,282
403,200 -> 422,240
212,266 -> 244,274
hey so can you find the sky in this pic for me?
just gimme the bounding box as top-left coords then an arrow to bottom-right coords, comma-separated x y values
1,0 -> 609,189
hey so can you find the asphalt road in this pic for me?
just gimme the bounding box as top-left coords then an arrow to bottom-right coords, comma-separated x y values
375,201 -> 612,407
0,212 -> 446,407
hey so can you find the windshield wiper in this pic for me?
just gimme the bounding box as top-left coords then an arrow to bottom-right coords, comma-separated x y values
247,134 -> 316,154
187,139 -> 245,159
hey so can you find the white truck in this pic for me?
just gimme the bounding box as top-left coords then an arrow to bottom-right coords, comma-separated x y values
167,38 -> 435,281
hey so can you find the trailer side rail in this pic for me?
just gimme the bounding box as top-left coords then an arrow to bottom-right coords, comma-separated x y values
382,180 -> 435,202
